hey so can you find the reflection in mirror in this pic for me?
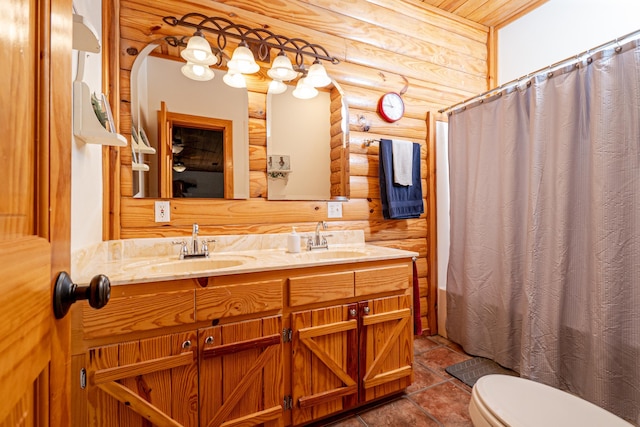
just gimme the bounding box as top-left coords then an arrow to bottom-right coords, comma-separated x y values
166,116 -> 231,198
173,127 -> 223,198
267,80 -> 349,200
267,86 -> 330,200
131,52 -> 249,199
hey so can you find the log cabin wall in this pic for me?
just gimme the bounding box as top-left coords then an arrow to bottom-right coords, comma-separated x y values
106,0 -> 490,336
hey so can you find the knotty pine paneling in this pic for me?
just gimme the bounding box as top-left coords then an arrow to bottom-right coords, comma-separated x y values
108,0 -> 492,335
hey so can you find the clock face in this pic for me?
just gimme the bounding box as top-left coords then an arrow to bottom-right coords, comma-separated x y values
378,92 -> 404,122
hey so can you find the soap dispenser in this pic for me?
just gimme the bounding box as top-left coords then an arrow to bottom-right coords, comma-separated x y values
287,227 -> 301,253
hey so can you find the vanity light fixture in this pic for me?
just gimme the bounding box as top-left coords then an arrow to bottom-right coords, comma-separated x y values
306,60 -> 332,88
180,30 -> 218,66
267,51 -> 298,82
227,41 -> 260,74
181,61 -> 215,81
173,161 -> 186,173
163,13 -> 340,91
292,77 -> 318,100
268,79 -> 287,95
223,66 -> 247,88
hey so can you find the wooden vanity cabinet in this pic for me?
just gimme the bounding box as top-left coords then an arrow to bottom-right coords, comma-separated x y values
72,259 -> 413,427
288,263 -> 414,426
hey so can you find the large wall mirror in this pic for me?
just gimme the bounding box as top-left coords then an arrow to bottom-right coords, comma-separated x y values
131,45 -> 249,199
129,42 -> 349,201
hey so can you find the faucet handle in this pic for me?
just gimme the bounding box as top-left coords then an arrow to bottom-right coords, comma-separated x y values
172,240 -> 188,259
201,239 -> 216,257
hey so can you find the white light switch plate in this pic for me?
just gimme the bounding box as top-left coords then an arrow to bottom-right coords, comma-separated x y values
155,201 -> 170,222
327,202 -> 343,218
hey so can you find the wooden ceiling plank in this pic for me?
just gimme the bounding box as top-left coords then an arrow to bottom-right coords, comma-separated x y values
406,0 -> 548,28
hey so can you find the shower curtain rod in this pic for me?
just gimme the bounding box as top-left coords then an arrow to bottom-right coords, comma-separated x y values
438,28 -> 640,115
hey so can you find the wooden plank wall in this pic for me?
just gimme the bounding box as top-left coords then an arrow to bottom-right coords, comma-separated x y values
108,0 -> 490,336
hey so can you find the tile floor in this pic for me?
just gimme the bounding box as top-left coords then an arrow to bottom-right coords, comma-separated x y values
313,335 -> 476,427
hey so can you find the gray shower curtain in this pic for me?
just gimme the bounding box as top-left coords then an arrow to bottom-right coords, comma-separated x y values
447,37 -> 640,423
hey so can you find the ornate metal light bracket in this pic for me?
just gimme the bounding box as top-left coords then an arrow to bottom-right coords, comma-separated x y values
162,13 -> 340,69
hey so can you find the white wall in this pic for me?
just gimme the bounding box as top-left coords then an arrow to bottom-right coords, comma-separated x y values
71,0 -> 104,254
498,0 -> 640,84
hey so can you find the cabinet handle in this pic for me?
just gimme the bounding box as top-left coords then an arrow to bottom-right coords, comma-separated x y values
363,306 -> 370,315
205,336 -> 214,345
349,308 -> 357,317
182,340 -> 192,349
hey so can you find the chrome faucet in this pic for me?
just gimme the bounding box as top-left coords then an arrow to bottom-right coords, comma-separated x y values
172,223 -> 215,259
191,223 -> 199,254
308,221 -> 329,250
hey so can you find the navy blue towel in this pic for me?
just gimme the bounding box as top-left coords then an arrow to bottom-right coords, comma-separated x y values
379,139 -> 424,219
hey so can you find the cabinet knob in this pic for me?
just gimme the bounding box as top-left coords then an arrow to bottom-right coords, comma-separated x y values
53,271 -> 110,319
363,306 -> 370,315
205,336 -> 214,345
182,340 -> 192,349
349,308 -> 357,317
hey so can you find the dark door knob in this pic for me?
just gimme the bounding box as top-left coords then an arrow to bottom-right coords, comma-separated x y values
53,271 -> 110,319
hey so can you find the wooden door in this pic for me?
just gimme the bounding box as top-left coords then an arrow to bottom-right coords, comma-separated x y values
199,316 -> 283,427
359,295 -> 414,402
85,331 -> 198,426
0,0 -> 72,424
291,305 -> 358,426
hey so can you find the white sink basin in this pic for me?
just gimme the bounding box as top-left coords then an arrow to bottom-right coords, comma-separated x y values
124,255 -> 254,276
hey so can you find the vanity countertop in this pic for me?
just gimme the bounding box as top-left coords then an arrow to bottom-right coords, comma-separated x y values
73,230 -> 418,286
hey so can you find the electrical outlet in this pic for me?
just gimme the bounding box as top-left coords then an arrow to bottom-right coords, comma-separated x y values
155,201 -> 170,222
327,202 -> 343,218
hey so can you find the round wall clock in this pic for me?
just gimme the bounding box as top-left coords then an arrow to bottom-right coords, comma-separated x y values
377,92 -> 405,122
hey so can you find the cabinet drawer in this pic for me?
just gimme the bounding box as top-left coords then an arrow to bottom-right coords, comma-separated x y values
355,264 -> 410,297
289,271 -> 354,306
196,279 -> 283,321
82,290 -> 195,339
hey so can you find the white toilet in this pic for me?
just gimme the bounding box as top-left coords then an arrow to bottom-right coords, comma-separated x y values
469,374 -> 633,427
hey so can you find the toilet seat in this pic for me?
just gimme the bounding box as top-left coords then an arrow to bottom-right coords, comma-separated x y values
469,374 -> 633,427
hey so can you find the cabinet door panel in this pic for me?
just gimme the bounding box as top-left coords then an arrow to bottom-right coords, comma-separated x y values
291,305 -> 358,426
87,332 -> 198,426
360,295 -> 413,402
199,316 -> 283,427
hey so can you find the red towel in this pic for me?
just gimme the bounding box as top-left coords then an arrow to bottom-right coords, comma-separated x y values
413,260 -> 422,335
